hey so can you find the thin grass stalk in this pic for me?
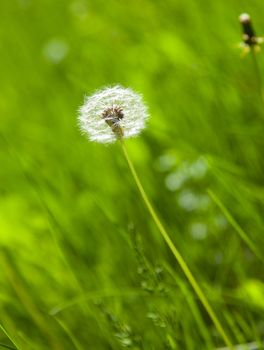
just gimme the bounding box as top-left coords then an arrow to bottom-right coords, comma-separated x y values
208,189 -> 264,263
251,51 -> 264,104
216,341 -> 262,350
0,323 -> 20,350
0,251 -> 61,350
54,318 -> 84,350
164,263 -> 213,349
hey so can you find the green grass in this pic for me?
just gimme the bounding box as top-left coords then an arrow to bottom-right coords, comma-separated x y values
1,0 -> 264,349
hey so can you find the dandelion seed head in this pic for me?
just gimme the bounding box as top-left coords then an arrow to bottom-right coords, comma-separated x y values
239,13 -> 251,24
78,85 -> 149,143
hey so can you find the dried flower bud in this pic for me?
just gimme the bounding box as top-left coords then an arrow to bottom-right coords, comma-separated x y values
239,13 -> 256,46
78,85 -> 149,143
239,13 -> 263,53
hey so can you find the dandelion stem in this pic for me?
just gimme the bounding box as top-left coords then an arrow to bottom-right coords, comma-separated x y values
251,51 -> 264,103
120,140 -> 234,350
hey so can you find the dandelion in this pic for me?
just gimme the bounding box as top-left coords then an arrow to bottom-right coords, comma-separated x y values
78,85 -> 148,143
238,13 -> 264,103
78,86 -> 234,349
239,13 -> 263,55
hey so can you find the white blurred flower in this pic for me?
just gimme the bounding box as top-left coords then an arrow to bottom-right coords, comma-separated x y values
78,85 -> 149,143
43,39 -> 69,63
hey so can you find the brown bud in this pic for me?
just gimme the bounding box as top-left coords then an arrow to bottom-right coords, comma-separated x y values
239,13 -> 257,46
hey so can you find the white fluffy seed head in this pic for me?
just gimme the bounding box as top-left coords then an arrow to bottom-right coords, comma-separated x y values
78,85 -> 149,143
239,13 -> 251,24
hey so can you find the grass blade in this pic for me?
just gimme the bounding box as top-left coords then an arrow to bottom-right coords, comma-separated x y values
0,324 -> 20,350
208,189 -> 264,263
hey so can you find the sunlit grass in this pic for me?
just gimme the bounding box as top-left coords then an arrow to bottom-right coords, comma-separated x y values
0,0 -> 264,349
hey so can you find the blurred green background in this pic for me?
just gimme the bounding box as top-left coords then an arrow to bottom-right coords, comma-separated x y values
1,0 -> 264,349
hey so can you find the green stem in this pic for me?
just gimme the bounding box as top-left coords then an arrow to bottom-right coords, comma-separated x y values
251,51 -> 264,103
121,140 -> 234,350
0,324 -> 20,350
208,189 -> 264,264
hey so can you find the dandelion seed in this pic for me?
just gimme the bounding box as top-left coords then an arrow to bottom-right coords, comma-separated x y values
78,85 -> 149,143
